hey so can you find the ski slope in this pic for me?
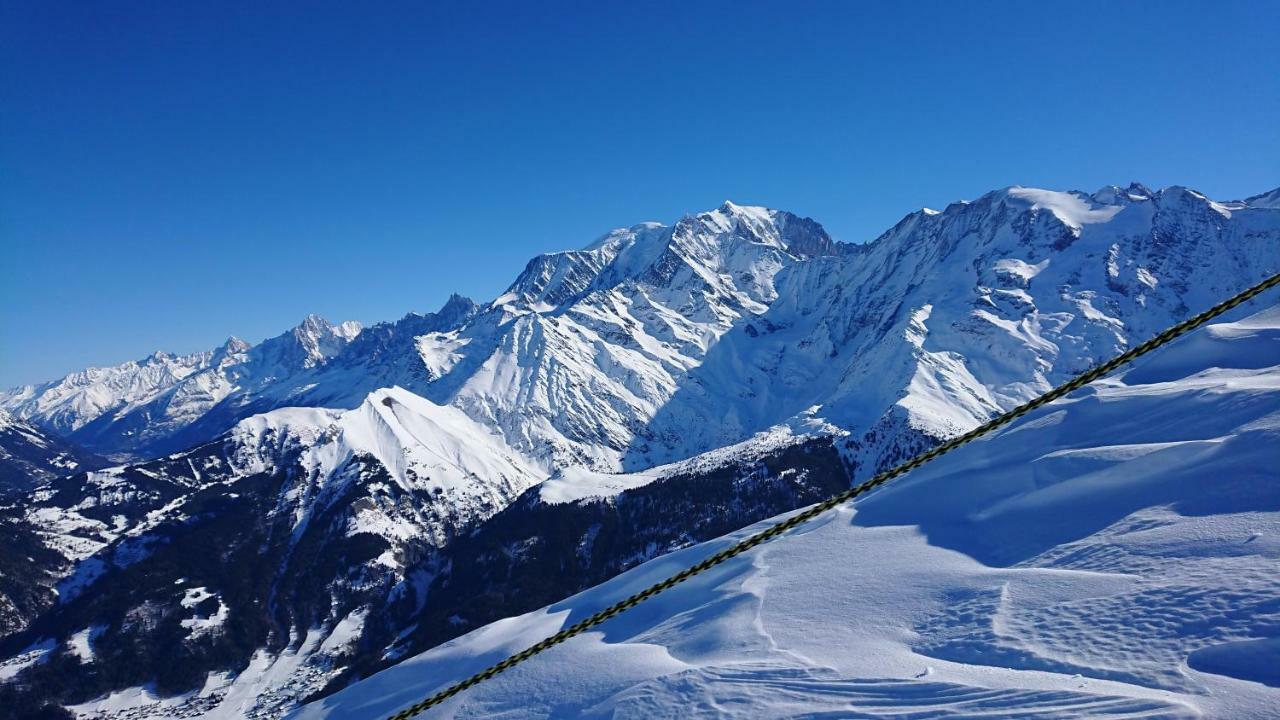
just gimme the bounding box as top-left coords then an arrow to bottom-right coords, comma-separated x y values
293,304 -> 1280,719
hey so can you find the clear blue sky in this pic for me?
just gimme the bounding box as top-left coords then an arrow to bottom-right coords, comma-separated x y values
2,1 -> 1278,388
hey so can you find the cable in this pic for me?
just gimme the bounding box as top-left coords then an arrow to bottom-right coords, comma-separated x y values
386,271 -> 1280,720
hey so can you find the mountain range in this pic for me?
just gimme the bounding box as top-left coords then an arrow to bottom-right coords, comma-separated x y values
300,303 -> 1280,720
0,182 -> 1277,718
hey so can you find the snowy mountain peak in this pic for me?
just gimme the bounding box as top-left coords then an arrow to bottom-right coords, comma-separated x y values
682,201 -> 779,243
1003,186 -> 1125,229
218,336 -> 251,355
435,293 -> 478,321
1245,185 -> 1280,209
711,200 -> 778,226
225,385 -> 544,543
278,314 -> 363,368
294,313 -> 362,342
494,203 -> 839,316
773,210 -> 842,258
1090,182 -> 1156,204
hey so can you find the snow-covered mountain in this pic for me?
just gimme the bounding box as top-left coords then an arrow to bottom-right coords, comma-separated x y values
633,184 -> 1280,469
1,182 -> 1277,718
0,297 -> 477,458
11,384 -> 545,602
4,205 -> 843,467
0,515 -> 67,640
295,303 -> 1280,720
0,410 -> 106,498
345,182 -> 1277,483
6,185 -> 1277,479
0,413 -> 106,638
403,204 -> 848,471
0,386 -> 551,714
0,394 -> 851,718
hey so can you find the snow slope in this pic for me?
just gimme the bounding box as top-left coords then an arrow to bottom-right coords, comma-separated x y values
295,303 -> 1280,720
227,385 -> 545,546
537,410 -> 842,505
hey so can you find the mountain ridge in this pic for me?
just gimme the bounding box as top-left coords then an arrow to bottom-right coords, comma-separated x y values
1,182 -> 1277,718
7,185 -> 1277,468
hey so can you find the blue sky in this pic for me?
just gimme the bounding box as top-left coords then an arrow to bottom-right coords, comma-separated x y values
2,1 -> 1278,388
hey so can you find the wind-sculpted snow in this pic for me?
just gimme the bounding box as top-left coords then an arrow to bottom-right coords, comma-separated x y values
295,304 -> 1280,720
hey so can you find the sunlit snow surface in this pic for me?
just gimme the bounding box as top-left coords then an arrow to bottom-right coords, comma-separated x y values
294,305 -> 1280,720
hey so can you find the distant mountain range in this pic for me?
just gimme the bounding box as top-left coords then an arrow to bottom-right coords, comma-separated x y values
0,182 -> 1277,718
